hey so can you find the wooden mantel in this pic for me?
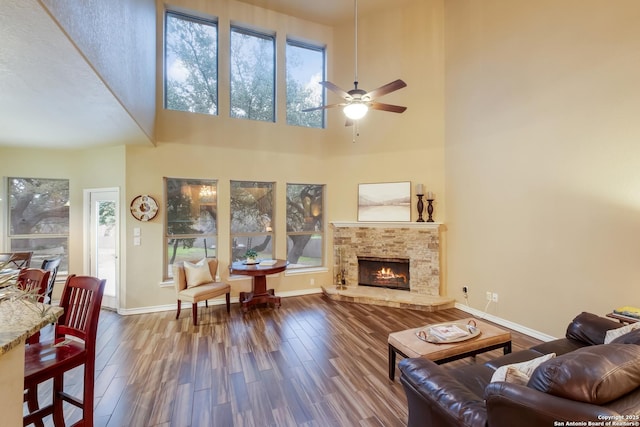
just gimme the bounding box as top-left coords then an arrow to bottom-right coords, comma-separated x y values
331,221 -> 442,229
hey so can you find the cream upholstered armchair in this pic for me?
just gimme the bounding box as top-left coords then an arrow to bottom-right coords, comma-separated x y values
173,258 -> 230,325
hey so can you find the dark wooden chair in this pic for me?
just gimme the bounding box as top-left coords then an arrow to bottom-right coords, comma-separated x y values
23,275 -> 106,427
40,257 -> 62,305
16,268 -> 51,345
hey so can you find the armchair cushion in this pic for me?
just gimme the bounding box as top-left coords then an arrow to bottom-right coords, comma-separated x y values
528,344 -> 640,405
184,258 -> 214,288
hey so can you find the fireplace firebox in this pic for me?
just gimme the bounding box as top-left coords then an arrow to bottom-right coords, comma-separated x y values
357,256 -> 410,291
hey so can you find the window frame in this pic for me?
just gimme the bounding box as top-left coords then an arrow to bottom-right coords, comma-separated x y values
164,10 -> 219,115
285,183 -> 325,270
164,177 -> 218,280
229,180 -> 275,264
285,38 -> 326,128
229,25 -> 276,122
6,177 -> 70,275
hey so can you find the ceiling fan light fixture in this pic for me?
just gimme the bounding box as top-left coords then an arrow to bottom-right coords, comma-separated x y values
343,102 -> 368,120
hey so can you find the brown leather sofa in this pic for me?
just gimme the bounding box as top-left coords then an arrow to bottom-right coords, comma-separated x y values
398,312 -> 640,427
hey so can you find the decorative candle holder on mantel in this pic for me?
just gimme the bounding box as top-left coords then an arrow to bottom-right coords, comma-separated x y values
415,183 -> 425,223
416,194 -> 425,222
426,191 -> 435,222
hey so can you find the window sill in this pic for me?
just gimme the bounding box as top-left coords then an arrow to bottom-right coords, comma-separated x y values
285,266 -> 328,276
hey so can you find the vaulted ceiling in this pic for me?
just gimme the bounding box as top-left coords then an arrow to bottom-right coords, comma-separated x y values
0,0 -> 152,149
0,0 -> 409,149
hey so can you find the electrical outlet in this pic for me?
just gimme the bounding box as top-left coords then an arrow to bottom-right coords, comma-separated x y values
310,278 -> 315,286
486,291 -> 492,301
492,292 -> 499,303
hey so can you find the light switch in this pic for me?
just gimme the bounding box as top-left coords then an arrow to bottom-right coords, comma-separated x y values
133,237 -> 141,246
133,227 -> 141,237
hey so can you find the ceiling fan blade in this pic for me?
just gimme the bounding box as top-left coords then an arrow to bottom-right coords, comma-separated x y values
369,102 -> 407,114
364,79 -> 407,100
319,81 -> 351,99
302,103 -> 345,112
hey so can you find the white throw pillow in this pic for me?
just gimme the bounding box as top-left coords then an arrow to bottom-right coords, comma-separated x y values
491,353 -> 556,384
184,258 -> 213,288
504,366 -> 531,386
604,322 -> 640,344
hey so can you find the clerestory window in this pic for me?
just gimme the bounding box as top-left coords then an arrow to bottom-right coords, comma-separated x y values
164,11 -> 218,115
286,40 -> 325,128
230,26 -> 276,122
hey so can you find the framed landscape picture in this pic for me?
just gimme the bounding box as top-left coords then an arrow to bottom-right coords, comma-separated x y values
358,181 -> 411,222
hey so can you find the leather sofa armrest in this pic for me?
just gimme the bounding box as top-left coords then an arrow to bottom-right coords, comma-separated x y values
399,358 -> 487,427
485,381 -> 620,427
565,312 -> 621,345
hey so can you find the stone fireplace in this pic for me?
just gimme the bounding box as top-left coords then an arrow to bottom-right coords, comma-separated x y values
332,222 -> 441,296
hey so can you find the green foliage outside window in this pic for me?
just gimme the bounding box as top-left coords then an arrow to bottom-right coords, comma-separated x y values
286,184 -> 324,267
230,28 -> 275,122
165,12 -> 218,115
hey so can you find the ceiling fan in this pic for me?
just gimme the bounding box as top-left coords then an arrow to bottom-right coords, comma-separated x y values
303,0 -> 407,123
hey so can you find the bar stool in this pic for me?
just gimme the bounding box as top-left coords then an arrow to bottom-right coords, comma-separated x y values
23,275 -> 106,427
16,268 -> 51,345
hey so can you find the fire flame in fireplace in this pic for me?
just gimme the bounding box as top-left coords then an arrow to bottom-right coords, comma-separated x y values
376,267 -> 407,283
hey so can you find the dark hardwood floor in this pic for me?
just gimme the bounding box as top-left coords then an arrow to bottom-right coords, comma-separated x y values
28,294 -> 542,426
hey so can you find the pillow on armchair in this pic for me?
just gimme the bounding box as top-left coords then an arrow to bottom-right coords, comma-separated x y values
184,258 -> 214,288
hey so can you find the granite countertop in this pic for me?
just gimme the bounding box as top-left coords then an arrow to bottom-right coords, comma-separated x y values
0,300 -> 63,356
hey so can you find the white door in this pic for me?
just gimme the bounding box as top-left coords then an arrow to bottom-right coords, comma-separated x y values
87,189 -> 119,310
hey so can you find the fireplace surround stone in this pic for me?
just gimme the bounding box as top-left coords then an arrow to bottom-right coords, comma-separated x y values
325,222 -> 453,311
332,222 -> 441,296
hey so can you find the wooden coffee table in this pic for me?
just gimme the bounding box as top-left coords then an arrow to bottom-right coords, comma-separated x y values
388,318 -> 512,380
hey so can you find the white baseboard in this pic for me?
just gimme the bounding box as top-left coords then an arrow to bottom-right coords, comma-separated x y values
117,288 -> 323,316
455,302 -> 557,342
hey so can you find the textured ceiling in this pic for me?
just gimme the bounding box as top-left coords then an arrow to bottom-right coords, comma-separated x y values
0,0 -> 151,149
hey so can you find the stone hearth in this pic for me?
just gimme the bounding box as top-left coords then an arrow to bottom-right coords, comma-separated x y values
325,222 -> 454,311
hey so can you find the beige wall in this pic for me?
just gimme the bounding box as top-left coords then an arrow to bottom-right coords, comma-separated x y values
328,0 -> 446,221
0,145 -> 126,299
445,0 -> 640,336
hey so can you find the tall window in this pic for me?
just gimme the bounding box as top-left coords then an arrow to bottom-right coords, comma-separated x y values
230,181 -> 274,262
165,11 -> 218,115
286,40 -> 325,128
165,178 -> 217,279
286,184 -> 324,268
230,26 -> 275,122
7,178 -> 69,272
